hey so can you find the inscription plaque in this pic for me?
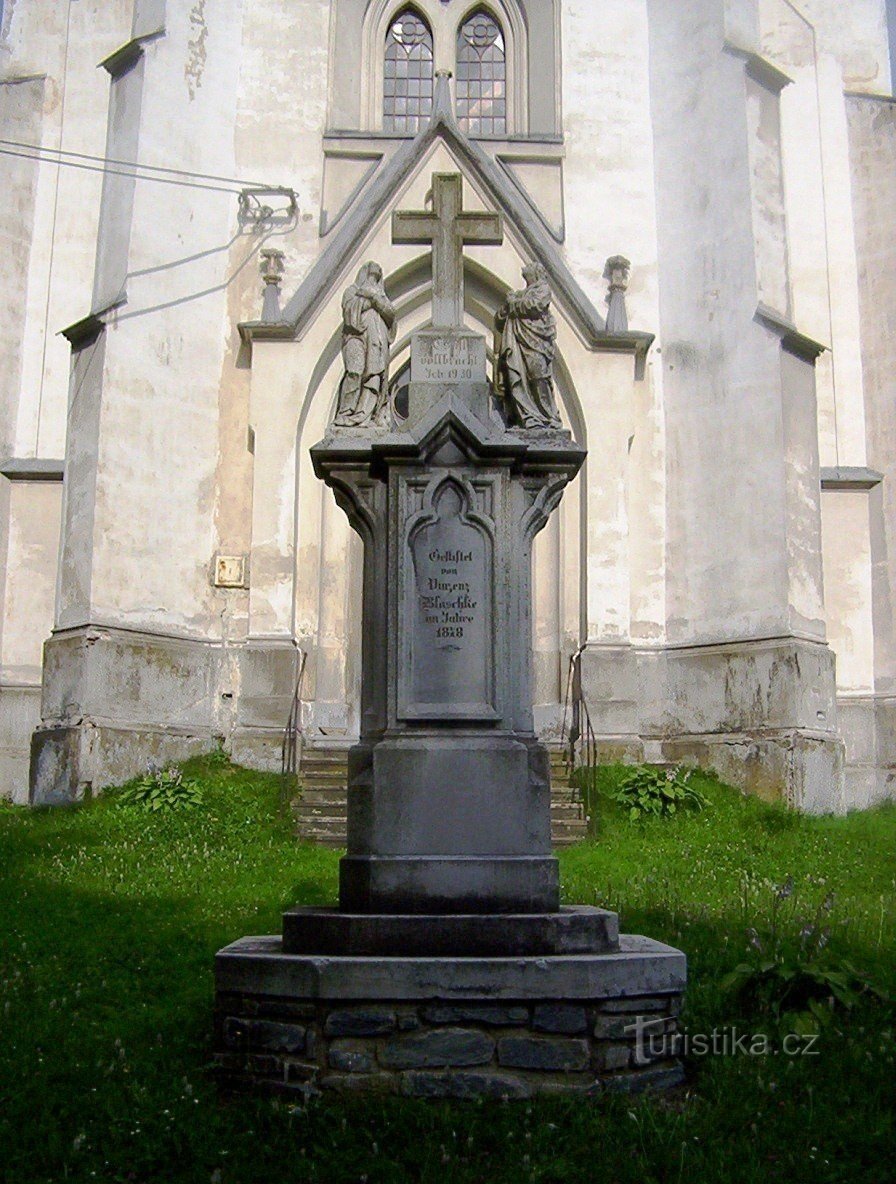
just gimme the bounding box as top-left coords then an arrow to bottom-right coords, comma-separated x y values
411,333 -> 487,385
402,480 -> 495,719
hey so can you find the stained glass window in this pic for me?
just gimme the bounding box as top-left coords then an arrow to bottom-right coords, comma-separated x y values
456,10 -> 506,136
383,10 -> 434,134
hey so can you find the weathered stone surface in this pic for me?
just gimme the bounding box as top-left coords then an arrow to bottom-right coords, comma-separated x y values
497,1036 -> 589,1072
379,1028 -> 494,1069
533,1077 -> 602,1096
282,904 -> 619,957
222,1017 -> 306,1054
284,1061 -> 321,1084
597,1043 -> 632,1072
423,1004 -> 529,1027
323,1008 -> 395,1037
593,1013 -> 674,1040
532,1004 -> 588,1034
215,935 -> 686,1001
401,1071 -> 532,1099
603,1063 -> 685,1094
328,1039 -> 374,1073
597,995 -> 673,1014
250,998 -> 317,1021
319,1072 -> 398,1095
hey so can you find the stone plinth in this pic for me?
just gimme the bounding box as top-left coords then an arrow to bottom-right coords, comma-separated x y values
214,935 -> 685,1098
282,904 -> 619,957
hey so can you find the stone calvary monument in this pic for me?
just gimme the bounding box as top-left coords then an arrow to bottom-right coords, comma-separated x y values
214,174 -> 686,1098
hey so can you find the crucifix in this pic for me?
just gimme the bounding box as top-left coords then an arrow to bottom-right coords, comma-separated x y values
392,173 -> 503,329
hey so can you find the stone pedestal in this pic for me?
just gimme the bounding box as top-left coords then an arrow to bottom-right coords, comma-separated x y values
310,378 -> 585,915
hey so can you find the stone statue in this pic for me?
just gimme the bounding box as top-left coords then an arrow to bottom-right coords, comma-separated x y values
333,261 -> 396,428
496,262 -> 562,431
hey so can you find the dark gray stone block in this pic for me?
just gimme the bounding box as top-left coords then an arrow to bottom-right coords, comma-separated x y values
597,995 -> 673,1013
423,1004 -> 529,1027
282,904 -> 619,957
400,1071 -> 533,1099
328,1040 -> 375,1073
379,1028 -> 494,1069
497,1036 -> 589,1072
597,1043 -> 632,1072
323,1008 -> 395,1037
338,853 -> 560,915
532,1004 -> 588,1034
602,1063 -> 685,1093
222,1017 -> 306,1054
319,1073 -> 398,1095
214,934 -> 686,1001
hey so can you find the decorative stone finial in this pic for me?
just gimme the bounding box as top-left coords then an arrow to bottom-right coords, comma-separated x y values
603,255 -> 631,333
259,249 -> 285,322
432,69 -> 454,122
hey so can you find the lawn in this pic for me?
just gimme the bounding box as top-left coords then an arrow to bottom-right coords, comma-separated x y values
0,756 -> 893,1183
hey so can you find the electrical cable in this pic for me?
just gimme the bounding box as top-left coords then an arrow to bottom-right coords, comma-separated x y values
0,136 -> 273,191
0,145 -> 246,195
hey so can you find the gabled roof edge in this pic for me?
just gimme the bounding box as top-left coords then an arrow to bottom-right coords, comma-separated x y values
243,113 -> 653,354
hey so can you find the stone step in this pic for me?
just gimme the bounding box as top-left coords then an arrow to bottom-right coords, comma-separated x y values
300,767 -> 350,782
294,806 -> 349,822
550,804 -> 584,821
294,818 -> 349,835
297,818 -> 349,836
297,791 -> 349,808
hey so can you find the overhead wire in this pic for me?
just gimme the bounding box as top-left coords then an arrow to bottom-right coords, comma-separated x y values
0,144 -> 251,196
0,137 -> 288,195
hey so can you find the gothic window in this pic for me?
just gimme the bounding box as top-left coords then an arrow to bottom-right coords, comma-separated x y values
455,10 -> 506,136
383,9 -> 434,134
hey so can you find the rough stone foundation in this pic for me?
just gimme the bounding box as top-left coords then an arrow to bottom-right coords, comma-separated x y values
214,934 -> 685,1098
215,993 -> 683,1098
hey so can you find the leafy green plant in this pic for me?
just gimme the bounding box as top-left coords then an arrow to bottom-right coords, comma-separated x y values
117,765 -> 204,812
722,875 -> 890,1032
609,764 -> 710,821
206,741 -> 231,768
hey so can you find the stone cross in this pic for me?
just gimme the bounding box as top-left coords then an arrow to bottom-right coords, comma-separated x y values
392,173 -> 503,328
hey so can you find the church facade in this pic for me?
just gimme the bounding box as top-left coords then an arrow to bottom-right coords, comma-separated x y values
1,0 -> 893,811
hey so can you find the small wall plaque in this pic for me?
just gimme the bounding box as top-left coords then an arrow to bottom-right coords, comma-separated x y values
214,554 -> 247,588
411,332 -> 487,385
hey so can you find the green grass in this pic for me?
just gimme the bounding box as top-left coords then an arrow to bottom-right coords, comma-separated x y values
0,757 -> 893,1183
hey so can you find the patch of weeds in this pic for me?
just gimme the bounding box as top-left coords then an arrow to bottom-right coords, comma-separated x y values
117,765 -> 204,812
723,874 -> 891,1033
610,764 -> 710,821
